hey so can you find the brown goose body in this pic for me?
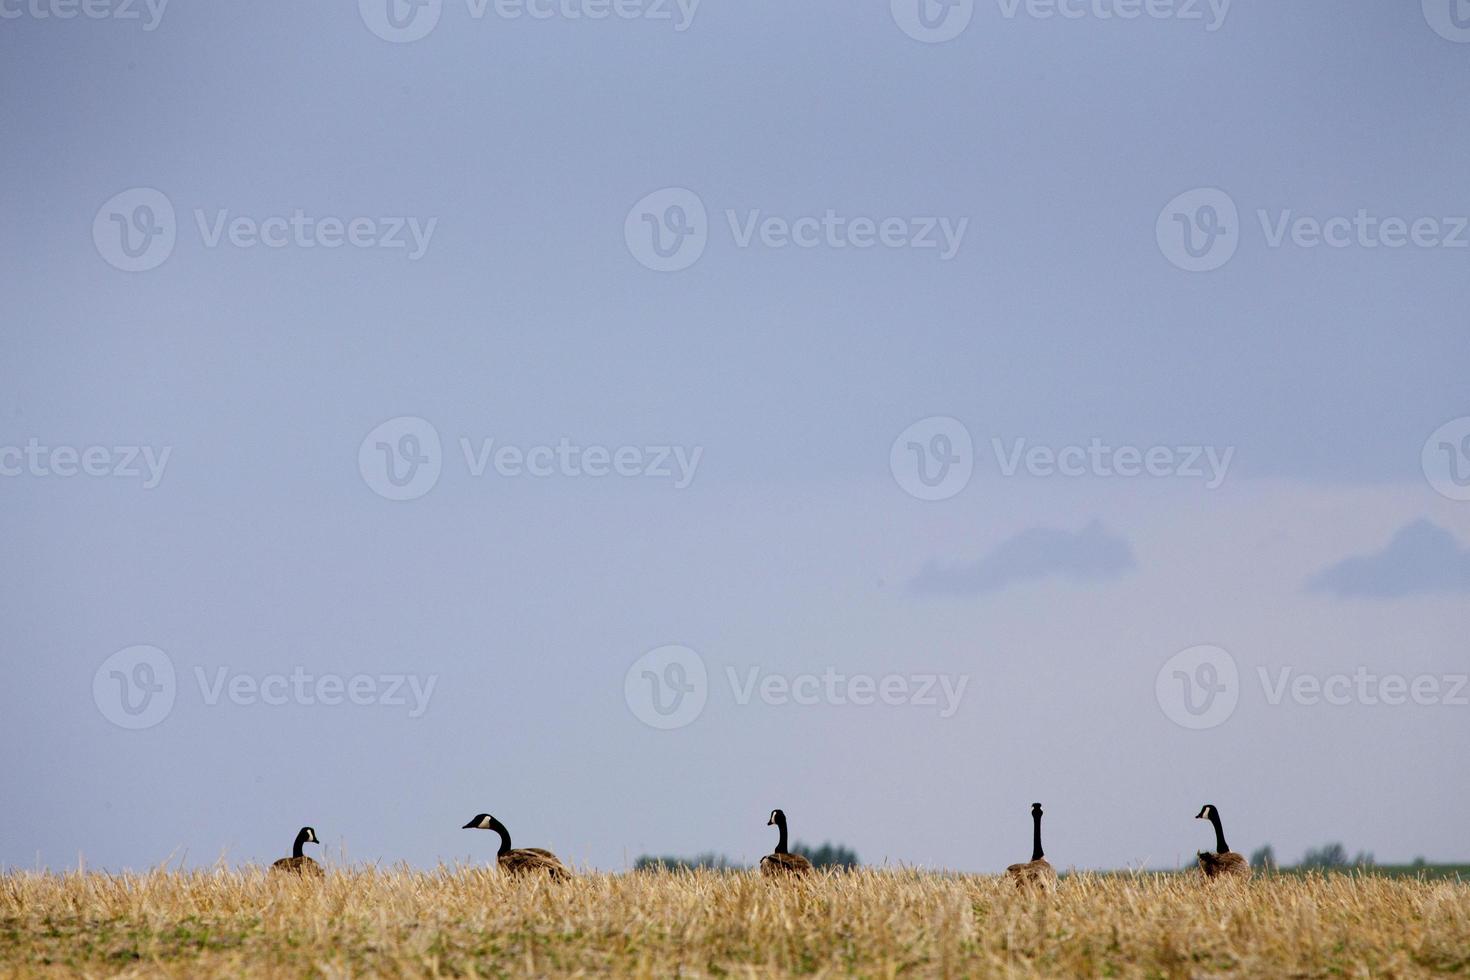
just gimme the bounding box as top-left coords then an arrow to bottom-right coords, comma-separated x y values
1195,805 -> 1252,880
1197,849 -> 1250,879
270,827 -> 323,876
1004,804 -> 1057,890
271,855 -> 324,876
760,851 -> 814,877
761,809 -> 813,878
464,814 -> 572,880
1004,857 -> 1056,889
499,847 -> 572,879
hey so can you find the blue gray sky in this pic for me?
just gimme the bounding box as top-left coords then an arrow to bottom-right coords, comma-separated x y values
2,0 -> 1468,873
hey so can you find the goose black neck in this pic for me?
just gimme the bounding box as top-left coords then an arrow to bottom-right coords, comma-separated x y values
1031,810 -> 1045,862
774,815 -> 789,855
293,830 -> 309,859
491,820 -> 512,857
1208,810 -> 1229,854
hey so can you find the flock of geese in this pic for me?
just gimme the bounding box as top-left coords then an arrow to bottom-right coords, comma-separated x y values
270,803 -> 1252,886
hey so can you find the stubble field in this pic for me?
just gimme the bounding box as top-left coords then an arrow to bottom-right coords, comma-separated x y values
2,867 -> 1468,977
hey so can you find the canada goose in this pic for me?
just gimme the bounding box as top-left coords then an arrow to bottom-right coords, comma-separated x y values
270,826 -> 323,876
1195,804 -> 1251,879
759,809 -> 813,877
1004,803 -> 1057,890
462,813 -> 572,879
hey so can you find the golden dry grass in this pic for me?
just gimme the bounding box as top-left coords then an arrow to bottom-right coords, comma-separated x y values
2,867 -> 1467,977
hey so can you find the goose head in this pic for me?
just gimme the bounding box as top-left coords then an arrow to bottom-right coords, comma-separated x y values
463,813 -> 499,831
1031,803 -> 1043,817
298,827 -> 320,846
767,809 -> 785,827
1195,804 -> 1217,821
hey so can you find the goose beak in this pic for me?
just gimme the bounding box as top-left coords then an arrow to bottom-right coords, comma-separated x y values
462,820 -> 476,829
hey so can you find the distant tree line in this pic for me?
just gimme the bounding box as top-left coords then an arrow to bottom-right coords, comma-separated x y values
1249,843 -> 1376,871
635,842 -> 859,872
634,853 -> 744,872
793,842 -> 860,869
